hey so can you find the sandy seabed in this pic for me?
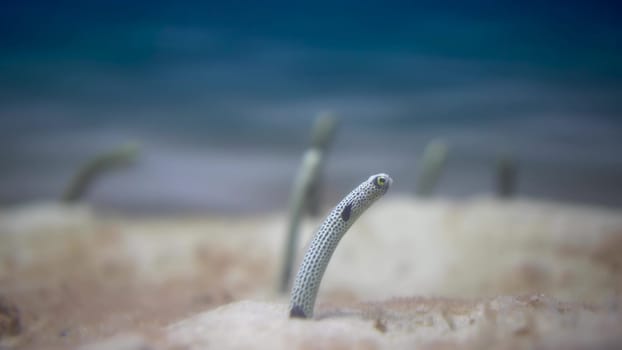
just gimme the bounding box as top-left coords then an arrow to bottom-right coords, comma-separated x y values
0,197 -> 621,349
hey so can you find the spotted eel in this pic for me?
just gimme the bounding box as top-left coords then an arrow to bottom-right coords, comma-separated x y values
289,173 -> 393,318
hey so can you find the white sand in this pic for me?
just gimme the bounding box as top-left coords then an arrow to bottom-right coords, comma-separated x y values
1,197 -> 621,349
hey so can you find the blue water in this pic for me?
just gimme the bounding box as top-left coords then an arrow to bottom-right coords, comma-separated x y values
1,1 -> 621,212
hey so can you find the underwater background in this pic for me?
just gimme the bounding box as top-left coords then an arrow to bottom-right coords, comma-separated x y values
1,1 -> 621,212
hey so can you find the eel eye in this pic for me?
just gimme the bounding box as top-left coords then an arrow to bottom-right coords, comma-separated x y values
375,176 -> 387,186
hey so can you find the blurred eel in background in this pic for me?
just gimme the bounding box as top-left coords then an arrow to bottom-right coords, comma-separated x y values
62,142 -> 140,202
279,112 -> 338,293
415,139 -> 449,197
496,152 -> 518,198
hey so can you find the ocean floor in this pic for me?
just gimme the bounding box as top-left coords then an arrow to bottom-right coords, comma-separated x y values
0,197 -> 621,349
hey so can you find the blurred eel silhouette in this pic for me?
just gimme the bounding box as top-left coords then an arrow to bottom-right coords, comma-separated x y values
415,139 -> 449,197
289,173 -> 392,319
62,143 -> 140,202
279,112 -> 338,293
496,153 -> 517,198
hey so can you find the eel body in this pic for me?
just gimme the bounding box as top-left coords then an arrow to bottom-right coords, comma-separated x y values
280,149 -> 323,292
279,113 -> 338,292
289,173 -> 392,318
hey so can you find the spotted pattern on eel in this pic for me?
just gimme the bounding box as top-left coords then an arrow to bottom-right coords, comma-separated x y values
289,173 -> 393,319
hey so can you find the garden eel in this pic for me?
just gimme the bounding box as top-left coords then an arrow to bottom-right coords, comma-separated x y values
279,113 -> 338,293
289,173 -> 393,319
